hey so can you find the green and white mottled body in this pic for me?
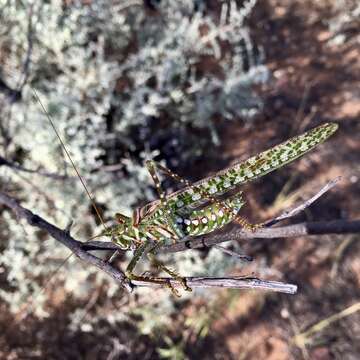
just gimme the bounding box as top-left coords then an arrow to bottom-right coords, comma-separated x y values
107,192 -> 244,251
104,122 -> 338,292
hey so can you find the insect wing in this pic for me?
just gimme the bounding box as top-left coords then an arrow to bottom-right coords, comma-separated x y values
209,122 -> 338,186
167,123 -> 338,211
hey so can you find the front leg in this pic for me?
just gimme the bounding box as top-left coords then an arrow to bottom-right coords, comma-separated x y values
125,242 -> 167,285
126,240 -> 191,295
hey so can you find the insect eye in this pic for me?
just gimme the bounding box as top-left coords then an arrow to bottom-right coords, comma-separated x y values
115,212 -> 129,224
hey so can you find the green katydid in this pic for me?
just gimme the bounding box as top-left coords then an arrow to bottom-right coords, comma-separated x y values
33,89 -> 338,295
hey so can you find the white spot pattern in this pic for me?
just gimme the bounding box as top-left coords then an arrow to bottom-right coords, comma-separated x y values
209,186 -> 217,194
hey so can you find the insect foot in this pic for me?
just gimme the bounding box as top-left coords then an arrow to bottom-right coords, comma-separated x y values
235,216 -> 262,232
166,281 -> 181,297
248,223 -> 263,233
178,276 -> 192,292
165,277 -> 192,297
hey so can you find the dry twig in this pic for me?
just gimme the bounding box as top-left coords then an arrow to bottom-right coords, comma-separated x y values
82,219 -> 360,254
83,177 -> 359,255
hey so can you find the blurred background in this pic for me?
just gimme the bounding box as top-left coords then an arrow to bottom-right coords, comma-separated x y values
0,0 -> 359,359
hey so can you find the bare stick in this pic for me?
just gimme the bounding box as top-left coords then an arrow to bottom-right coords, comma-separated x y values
213,244 -> 253,262
160,219 -> 360,254
133,277 -> 298,294
83,176 -> 357,254
263,176 -> 342,227
0,177 -> 354,293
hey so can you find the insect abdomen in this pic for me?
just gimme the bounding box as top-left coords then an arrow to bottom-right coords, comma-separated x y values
178,193 -> 245,237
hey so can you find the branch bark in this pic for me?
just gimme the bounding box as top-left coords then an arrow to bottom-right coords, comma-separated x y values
160,219 -> 360,254
132,277 -> 298,294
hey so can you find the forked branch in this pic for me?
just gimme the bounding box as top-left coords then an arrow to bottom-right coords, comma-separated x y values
82,218 -> 360,254
1,177 -> 358,294
0,192 -> 132,293
0,191 -> 296,294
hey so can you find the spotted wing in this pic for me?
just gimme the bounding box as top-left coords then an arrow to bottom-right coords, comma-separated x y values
167,123 -> 338,211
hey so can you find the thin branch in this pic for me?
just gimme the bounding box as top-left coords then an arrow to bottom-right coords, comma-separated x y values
0,177 -> 354,293
160,219 -> 360,254
17,3 -> 34,92
0,155 -> 71,180
83,219 -> 360,254
0,191 -> 297,293
0,192 -> 132,292
132,277 -> 298,294
263,176 -> 342,227
213,244 -> 253,262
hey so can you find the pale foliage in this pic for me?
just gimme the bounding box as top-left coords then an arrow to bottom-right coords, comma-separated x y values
0,0 -> 265,325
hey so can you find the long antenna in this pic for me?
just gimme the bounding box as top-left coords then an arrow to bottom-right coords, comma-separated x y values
32,88 -> 107,230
